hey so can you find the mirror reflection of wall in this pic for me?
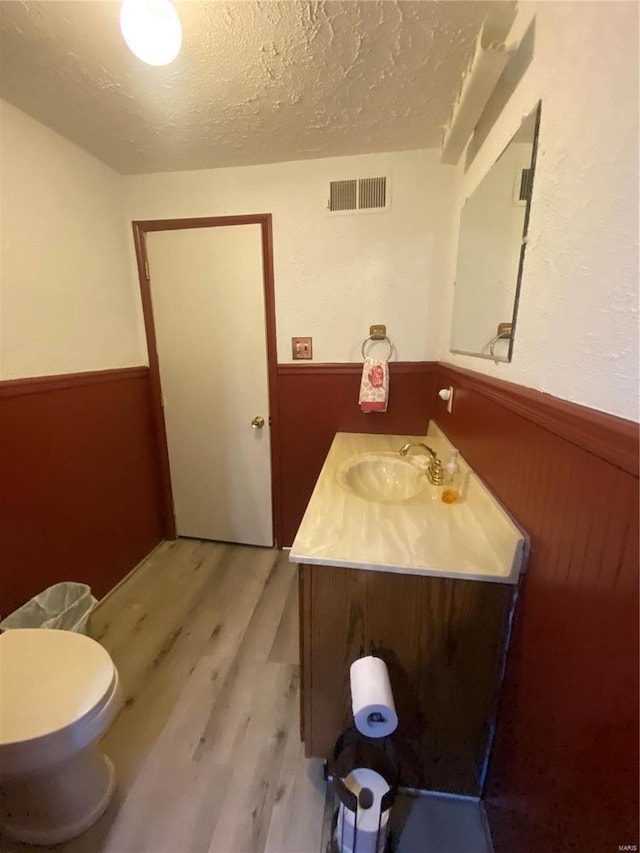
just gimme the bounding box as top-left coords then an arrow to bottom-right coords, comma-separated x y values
450,103 -> 541,361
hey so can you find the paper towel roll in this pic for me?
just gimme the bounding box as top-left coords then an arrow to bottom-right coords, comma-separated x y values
350,656 -> 398,738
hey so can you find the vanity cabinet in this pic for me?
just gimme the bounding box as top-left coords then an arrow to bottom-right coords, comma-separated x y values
298,563 -> 516,796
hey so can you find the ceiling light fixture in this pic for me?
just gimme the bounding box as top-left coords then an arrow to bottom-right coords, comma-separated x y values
120,0 -> 182,67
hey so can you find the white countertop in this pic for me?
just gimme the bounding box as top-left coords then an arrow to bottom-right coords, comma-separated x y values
289,423 -> 528,584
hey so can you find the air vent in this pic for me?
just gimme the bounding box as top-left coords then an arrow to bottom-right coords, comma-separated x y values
329,180 -> 357,212
328,176 -> 389,213
359,177 -> 387,209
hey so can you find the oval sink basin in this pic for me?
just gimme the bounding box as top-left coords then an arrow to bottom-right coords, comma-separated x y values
338,453 -> 427,503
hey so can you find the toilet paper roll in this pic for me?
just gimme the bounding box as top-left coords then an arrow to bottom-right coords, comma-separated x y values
336,805 -> 389,853
335,768 -> 390,853
350,656 -> 398,738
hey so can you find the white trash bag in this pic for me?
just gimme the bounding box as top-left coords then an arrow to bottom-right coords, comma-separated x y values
0,582 -> 97,634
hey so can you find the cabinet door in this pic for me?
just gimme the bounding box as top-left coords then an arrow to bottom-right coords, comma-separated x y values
300,563 -> 366,759
364,571 -> 514,794
300,564 -> 515,795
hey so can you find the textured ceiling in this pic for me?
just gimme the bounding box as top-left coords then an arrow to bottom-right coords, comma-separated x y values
0,1 -> 501,175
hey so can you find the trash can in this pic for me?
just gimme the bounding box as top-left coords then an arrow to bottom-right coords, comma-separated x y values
0,582 -> 97,634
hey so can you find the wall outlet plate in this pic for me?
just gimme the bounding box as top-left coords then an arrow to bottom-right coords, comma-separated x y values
292,337 -> 313,359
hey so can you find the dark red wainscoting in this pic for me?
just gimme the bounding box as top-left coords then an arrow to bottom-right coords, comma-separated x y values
434,364 -> 639,853
0,367 -> 165,616
277,363 -> 438,546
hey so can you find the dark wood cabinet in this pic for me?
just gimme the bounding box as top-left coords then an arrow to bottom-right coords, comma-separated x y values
299,563 -> 516,795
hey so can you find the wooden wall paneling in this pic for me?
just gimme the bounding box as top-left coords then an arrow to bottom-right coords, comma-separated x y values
278,363 -> 438,545
616,486 -> 638,595
0,368 -> 165,616
436,364 -> 638,476
0,366 -> 148,398
433,363 -> 639,852
533,434 -> 573,574
592,463 -> 633,591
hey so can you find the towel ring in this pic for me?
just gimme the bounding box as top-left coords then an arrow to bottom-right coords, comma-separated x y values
361,335 -> 393,360
488,331 -> 511,357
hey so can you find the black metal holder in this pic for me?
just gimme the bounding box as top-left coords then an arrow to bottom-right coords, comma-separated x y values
328,726 -> 399,853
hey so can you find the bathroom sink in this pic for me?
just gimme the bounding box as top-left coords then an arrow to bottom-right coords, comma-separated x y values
338,453 -> 427,503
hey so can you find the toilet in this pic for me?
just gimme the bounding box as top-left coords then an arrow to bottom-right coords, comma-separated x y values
0,628 -> 122,845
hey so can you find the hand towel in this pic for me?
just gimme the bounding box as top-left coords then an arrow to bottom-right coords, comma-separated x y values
359,357 -> 389,412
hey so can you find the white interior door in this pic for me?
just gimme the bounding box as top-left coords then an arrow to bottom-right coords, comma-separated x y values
146,224 -> 272,546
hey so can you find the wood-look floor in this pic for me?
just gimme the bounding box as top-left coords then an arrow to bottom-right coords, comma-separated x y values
1,539 -> 492,853
2,540 -> 331,853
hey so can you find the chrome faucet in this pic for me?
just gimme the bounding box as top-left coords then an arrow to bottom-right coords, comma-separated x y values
398,442 -> 444,486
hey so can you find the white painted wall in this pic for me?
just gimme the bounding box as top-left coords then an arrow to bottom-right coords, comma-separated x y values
439,2 -> 639,422
0,100 -> 146,379
3,1 -> 637,423
124,150 -> 456,363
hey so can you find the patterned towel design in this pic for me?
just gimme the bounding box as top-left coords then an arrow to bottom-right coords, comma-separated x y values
359,357 -> 389,412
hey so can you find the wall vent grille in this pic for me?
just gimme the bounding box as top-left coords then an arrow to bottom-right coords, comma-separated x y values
329,180 -> 357,212
359,177 -> 387,209
328,176 -> 388,213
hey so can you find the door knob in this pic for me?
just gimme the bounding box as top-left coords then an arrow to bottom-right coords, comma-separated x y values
251,416 -> 265,429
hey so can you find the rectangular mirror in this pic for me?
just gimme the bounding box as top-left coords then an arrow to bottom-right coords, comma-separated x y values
450,102 -> 541,361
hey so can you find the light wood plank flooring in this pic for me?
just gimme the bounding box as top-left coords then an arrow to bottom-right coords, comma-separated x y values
1,540 -> 492,853
1,541 -> 331,853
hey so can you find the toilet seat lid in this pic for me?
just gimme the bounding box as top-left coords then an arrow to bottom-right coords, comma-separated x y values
0,629 -> 116,745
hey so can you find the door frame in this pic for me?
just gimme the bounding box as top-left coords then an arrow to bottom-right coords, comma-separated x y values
131,214 -> 282,546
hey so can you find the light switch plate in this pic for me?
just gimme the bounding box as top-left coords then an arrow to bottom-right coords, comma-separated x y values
292,337 -> 313,359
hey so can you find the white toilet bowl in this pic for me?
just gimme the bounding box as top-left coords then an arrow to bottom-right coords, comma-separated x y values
0,628 -> 122,845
